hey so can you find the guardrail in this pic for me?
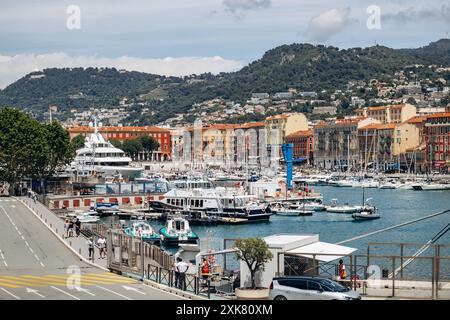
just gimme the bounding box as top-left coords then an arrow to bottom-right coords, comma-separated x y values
147,262 -> 211,299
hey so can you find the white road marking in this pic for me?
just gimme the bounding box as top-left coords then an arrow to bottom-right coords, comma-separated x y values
74,287 -> 96,296
96,285 -> 133,300
21,235 -> 25,241
26,288 -> 45,298
1,288 -> 21,300
25,241 -> 30,247
51,286 -> 81,300
0,249 -> 7,267
40,262 -> 45,267
122,285 -> 146,295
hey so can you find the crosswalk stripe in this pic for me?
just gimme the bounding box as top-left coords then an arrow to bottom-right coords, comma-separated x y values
43,274 -> 132,285
0,282 -> 21,288
0,273 -> 136,288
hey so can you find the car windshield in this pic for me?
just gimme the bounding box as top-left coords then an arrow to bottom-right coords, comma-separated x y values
321,279 -> 349,292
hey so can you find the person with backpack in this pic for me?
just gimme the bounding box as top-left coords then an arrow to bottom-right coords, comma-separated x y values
87,237 -> 94,260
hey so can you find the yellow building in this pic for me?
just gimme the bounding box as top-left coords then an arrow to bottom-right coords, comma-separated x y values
265,113 -> 308,146
356,103 -> 417,124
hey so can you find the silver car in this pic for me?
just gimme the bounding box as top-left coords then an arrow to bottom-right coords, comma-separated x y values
269,276 -> 361,300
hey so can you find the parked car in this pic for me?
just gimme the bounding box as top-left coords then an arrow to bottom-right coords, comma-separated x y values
269,276 -> 361,300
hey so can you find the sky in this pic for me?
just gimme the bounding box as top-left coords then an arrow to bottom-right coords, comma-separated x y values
0,0 -> 449,88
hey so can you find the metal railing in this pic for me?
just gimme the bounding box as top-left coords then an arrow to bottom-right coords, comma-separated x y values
146,262 -> 210,298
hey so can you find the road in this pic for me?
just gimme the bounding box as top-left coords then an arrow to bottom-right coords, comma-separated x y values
0,197 -> 181,300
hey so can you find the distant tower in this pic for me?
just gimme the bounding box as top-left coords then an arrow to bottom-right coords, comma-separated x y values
49,105 -> 52,123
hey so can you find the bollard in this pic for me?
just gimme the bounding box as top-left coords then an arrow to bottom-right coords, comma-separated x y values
56,228 -> 58,234
70,241 -> 72,246
45,218 -> 47,223
50,223 -> 52,228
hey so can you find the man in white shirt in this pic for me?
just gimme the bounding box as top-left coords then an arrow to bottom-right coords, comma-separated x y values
175,257 -> 189,290
97,237 -> 106,259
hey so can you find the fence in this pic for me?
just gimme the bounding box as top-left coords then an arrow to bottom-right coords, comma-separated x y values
105,230 -> 213,298
146,263 -> 211,298
278,242 -> 450,300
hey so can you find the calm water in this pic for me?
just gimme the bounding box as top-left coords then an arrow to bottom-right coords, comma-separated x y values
109,187 -> 450,278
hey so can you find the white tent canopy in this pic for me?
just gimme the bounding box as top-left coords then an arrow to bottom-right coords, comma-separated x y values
286,241 -> 357,263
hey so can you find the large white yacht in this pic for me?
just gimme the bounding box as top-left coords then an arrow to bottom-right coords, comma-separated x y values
150,188 -> 271,222
66,121 -> 143,181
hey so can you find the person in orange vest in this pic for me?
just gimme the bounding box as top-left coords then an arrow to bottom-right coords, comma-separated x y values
338,259 -> 347,286
201,258 -> 210,280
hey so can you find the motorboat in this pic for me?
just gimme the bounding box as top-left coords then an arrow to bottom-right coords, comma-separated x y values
159,217 -> 199,246
412,183 -> 450,191
296,201 -> 326,211
326,199 -> 362,214
124,221 -> 160,244
378,181 -> 399,189
335,179 -> 354,187
270,202 -> 313,216
150,188 -> 271,222
68,211 -> 100,223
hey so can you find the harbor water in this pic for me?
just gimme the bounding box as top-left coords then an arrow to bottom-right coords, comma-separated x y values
107,186 -> 450,279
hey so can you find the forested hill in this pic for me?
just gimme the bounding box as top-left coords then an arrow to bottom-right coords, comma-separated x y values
1,39 -> 450,123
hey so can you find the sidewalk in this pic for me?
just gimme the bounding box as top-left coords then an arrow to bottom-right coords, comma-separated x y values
19,196 -> 107,269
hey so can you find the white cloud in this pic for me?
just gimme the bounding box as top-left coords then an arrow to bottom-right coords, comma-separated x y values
0,52 -> 245,89
305,7 -> 355,42
222,0 -> 271,19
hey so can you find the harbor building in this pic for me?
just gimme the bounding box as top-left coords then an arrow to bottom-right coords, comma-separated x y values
356,103 -> 417,124
313,117 -> 377,170
423,112 -> 450,172
284,129 -> 314,165
265,113 -> 309,146
69,126 -> 171,161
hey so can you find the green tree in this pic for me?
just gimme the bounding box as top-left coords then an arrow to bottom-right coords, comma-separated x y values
139,135 -> 160,152
109,138 -> 123,149
0,108 -> 48,193
70,134 -> 86,151
235,237 -> 273,289
122,139 -> 142,159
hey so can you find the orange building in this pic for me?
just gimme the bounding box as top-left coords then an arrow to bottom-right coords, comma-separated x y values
285,130 -> 313,165
69,126 -> 171,161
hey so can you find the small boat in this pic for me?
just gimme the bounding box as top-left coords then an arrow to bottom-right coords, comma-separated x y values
379,181 -> 399,189
73,212 -> 100,223
159,217 -> 199,246
270,202 -> 313,216
412,183 -> 450,191
326,199 -> 362,214
301,202 -> 326,211
124,221 -> 160,244
218,217 -> 249,224
352,210 -> 381,220
335,179 -> 354,187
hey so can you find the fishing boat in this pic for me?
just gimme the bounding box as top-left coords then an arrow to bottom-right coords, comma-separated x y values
325,199 -> 362,214
159,217 -> 199,246
124,221 -> 160,244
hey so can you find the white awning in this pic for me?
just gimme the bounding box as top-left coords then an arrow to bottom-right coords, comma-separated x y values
286,241 -> 357,263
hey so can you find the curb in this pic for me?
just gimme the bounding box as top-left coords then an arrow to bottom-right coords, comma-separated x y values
143,279 -> 208,300
16,197 -> 109,272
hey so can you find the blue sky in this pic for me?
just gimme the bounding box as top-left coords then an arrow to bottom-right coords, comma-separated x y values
0,0 -> 449,88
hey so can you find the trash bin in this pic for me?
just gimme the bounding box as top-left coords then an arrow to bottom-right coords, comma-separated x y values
382,268 -> 389,279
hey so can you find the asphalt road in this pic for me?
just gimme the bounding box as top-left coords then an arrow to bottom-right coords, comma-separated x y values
0,197 -> 181,300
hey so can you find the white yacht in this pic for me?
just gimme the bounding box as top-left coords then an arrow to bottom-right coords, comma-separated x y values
150,188 -> 271,222
66,121 -> 143,180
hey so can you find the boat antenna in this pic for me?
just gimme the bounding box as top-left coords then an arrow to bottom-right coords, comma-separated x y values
362,186 -> 365,206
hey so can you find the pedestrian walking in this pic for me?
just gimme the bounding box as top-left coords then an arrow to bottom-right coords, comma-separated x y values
175,257 -> 189,291
68,220 -> 74,238
75,218 -> 81,237
97,236 -> 106,259
63,219 -> 70,238
87,237 -> 94,260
